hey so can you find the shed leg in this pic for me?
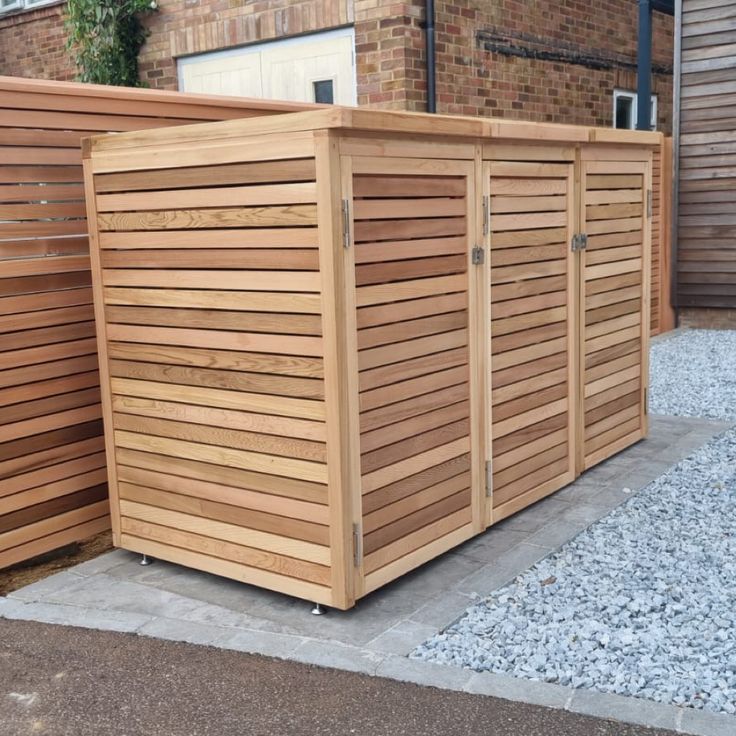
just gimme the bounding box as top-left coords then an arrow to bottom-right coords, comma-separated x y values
139,554 -> 154,566
311,603 -> 327,616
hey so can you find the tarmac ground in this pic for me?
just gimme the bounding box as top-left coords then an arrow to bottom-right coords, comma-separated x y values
0,618 -> 680,736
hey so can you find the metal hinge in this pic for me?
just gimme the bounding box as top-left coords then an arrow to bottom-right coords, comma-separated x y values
571,233 -> 588,252
471,246 -> 485,265
646,190 -> 653,218
644,387 -> 648,415
482,195 -> 490,236
352,523 -> 362,567
485,460 -> 493,498
341,199 -> 351,248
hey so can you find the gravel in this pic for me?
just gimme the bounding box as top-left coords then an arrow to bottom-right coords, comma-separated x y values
412,428 -> 736,714
649,329 -> 736,421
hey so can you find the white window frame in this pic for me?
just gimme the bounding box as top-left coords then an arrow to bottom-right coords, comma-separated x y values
613,89 -> 658,131
0,0 -> 58,14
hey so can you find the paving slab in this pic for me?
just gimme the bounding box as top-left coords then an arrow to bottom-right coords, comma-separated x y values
569,689 -> 681,732
366,619 -> 440,655
464,671 -> 572,710
679,707 -> 736,736
1,412 -> 731,736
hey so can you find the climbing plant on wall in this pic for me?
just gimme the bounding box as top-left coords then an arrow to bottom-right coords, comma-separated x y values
65,0 -> 158,87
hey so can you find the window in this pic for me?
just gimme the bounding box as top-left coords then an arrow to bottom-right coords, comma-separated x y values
313,79 -> 335,105
178,28 -> 356,106
0,0 -> 57,14
613,89 -> 657,131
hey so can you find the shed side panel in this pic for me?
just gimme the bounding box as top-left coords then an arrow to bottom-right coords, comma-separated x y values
86,140 -> 335,604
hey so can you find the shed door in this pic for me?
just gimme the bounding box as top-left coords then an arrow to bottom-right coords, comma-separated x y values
581,160 -> 650,470
345,156 -> 482,595
486,159 -> 577,522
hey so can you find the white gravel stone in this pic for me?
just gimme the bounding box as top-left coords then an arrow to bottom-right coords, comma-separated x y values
649,329 -> 736,420
413,428 -> 736,714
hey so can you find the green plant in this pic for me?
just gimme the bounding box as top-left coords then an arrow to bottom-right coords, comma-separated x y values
65,0 -> 158,87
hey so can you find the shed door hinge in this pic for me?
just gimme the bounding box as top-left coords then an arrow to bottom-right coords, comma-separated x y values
482,194 -> 490,236
647,190 -> 653,219
341,199 -> 351,248
644,387 -> 648,415
472,245 -> 485,265
352,523 -> 362,567
571,233 -> 588,252
485,460 -> 493,498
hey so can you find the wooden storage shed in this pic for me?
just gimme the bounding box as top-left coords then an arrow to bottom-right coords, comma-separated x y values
82,108 -> 659,609
0,76 -> 317,570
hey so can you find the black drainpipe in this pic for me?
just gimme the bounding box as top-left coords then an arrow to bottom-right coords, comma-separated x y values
426,0 -> 437,113
636,0 -> 653,130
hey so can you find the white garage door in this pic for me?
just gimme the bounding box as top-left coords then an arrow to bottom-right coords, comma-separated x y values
178,27 -> 356,105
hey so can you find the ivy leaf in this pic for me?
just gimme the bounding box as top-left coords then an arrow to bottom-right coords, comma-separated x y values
65,0 -> 158,87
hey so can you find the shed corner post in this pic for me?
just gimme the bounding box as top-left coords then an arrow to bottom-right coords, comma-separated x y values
472,143 -> 491,532
81,149 -> 121,546
642,149 -> 654,437
572,145 -> 586,478
314,129 -> 362,610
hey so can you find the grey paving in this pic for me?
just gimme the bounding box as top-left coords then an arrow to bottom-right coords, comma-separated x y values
1,413 -> 731,736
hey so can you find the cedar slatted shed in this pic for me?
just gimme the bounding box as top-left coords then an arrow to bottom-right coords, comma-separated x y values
0,77 -> 319,570
82,107 -> 660,609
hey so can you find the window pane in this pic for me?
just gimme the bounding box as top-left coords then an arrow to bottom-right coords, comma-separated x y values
615,96 -> 633,130
313,79 -> 334,105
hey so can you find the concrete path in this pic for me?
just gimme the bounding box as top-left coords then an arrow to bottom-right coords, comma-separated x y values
2,414 -> 734,736
0,618 -> 681,736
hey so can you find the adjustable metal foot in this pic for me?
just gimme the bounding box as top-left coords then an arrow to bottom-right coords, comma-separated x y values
139,554 -> 154,566
311,602 -> 326,616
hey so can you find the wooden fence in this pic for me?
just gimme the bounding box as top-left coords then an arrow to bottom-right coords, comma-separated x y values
675,0 -> 736,311
83,109 -> 660,609
0,77 -> 315,570
651,136 -> 675,336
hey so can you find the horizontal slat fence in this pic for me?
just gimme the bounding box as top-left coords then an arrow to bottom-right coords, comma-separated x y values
0,77 -> 312,570
650,137 -> 675,335
676,0 -> 736,309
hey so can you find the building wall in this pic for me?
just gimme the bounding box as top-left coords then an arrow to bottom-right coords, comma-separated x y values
433,0 -> 673,132
0,2 -> 73,82
0,0 -> 673,132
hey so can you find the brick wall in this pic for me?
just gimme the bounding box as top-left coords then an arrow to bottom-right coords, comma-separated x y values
431,0 -> 674,133
354,0 -> 426,109
0,0 -> 673,132
138,0 -> 353,90
0,2 -> 74,81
